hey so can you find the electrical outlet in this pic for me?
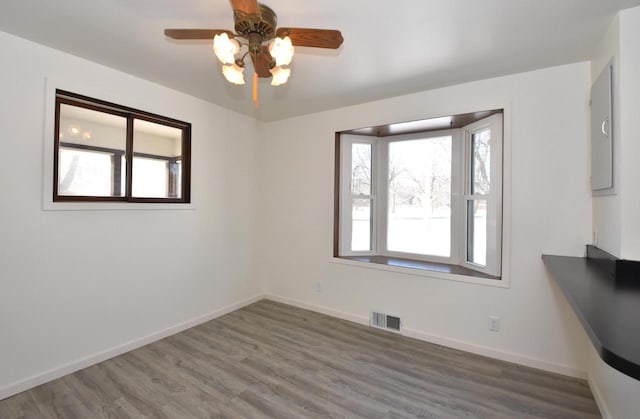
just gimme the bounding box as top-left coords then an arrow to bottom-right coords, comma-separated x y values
315,281 -> 322,293
488,316 -> 500,332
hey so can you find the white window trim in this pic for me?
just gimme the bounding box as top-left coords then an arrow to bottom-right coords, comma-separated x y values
337,114 -> 504,278
339,136 -> 378,256
329,256 -> 510,289
378,129 -> 461,265
460,114 -> 503,276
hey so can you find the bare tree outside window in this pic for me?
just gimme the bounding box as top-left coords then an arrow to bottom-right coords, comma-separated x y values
467,128 -> 491,266
351,143 -> 371,196
472,129 -> 491,195
387,136 -> 452,257
351,143 -> 373,251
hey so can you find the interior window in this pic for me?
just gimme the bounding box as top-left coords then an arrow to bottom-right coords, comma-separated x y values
54,90 -> 191,203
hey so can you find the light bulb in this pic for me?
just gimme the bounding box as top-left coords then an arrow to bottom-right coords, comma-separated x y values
269,36 -> 294,66
213,33 -> 240,65
270,66 -> 291,86
222,63 -> 245,85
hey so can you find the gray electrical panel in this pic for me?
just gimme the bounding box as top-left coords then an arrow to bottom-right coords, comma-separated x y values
591,62 -> 614,193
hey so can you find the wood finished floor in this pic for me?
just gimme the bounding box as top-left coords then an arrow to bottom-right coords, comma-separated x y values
0,299 -> 600,419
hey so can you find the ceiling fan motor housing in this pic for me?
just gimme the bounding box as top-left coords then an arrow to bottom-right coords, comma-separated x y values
234,4 -> 277,42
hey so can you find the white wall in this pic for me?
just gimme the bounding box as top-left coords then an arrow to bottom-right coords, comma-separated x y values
592,6 -> 640,262
617,7 -> 640,261
587,343 -> 640,419
591,14 -> 621,257
588,7 -> 640,418
258,62 -> 593,376
0,31 -> 262,398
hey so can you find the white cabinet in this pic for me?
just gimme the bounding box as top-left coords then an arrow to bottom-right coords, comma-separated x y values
591,62 -> 614,193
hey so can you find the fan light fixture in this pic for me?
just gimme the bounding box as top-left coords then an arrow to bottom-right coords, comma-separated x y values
269,66 -> 290,86
213,33 -> 294,88
269,36 -> 294,66
222,62 -> 246,85
165,1 -> 344,107
213,33 -> 240,64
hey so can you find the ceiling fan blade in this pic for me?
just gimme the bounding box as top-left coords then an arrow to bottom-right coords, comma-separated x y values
276,28 -> 344,49
252,47 -> 273,78
229,0 -> 261,17
164,29 -> 233,40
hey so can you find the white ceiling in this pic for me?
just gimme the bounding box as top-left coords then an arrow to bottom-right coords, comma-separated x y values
1,0 -> 638,121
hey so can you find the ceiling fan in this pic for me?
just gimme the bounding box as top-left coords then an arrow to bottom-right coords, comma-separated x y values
165,0 -> 344,105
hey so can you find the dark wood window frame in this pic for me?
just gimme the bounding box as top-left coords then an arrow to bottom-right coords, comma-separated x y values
54,90 -> 191,203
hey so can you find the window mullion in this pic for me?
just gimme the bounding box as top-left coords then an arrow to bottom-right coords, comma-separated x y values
451,129 -> 463,265
365,138 -> 377,254
125,117 -> 134,199
377,138 -> 387,256
53,99 -> 62,201
339,137 -> 353,255
462,127 -> 472,268
487,114 -> 503,276
181,126 -> 191,202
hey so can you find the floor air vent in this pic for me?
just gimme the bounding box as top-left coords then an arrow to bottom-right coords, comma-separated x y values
371,311 -> 402,333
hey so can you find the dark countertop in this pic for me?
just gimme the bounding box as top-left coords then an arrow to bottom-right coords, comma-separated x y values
542,253 -> 640,380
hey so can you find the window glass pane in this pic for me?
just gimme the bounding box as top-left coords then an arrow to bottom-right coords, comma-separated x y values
58,148 -> 114,196
175,160 -> 182,198
387,136 -> 451,257
57,104 -> 126,197
467,199 -> 487,266
352,198 -> 372,251
471,129 -> 491,195
351,143 -> 372,195
132,119 -> 183,198
132,157 -> 168,198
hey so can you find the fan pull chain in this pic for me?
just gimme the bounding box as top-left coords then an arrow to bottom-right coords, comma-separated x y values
253,72 -> 259,108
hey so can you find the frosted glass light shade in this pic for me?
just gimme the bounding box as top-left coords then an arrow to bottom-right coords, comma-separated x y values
222,63 -> 245,85
213,33 -> 240,64
269,36 -> 294,66
270,66 -> 291,86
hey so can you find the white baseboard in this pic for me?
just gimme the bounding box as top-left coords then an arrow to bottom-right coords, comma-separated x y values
0,294 -> 263,401
587,372 -> 612,419
402,328 -> 586,379
266,294 -> 371,326
265,294 -> 586,380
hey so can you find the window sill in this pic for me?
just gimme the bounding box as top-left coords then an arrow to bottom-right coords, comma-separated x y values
331,255 -> 507,288
43,201 -> 196,211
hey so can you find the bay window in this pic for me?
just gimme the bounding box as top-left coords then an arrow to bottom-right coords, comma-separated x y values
336,112 -> 503,278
